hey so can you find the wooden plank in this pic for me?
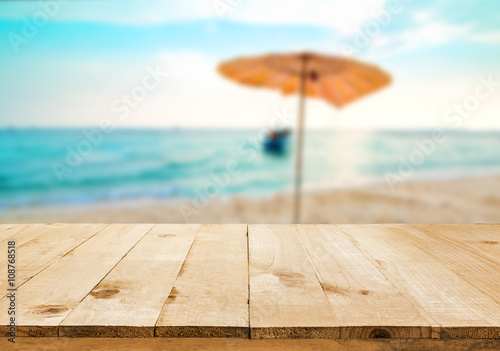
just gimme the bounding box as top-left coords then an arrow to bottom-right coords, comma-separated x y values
0,224 -> 103,298
0,223 -> 154,337
339,225 -> 500,339
404,224 -> 500,263
249,224 -> 339,339
0,223 -> 497,340
60,224 -> 200,337
0,224 -> 29,240
155,224 -> 248,338
468,225 -> 500,258
0,224 -> 18,233
3,337 -> 500,351
0,224 -> 87,281
295,224 -> 431,339
0,224 -> 61,247
0,224 -> 108,293
399,224 -> 500,305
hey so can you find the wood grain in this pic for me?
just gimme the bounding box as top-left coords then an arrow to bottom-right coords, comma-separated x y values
0,224 -> 154,337
0,224 -> 65,249
399,224 -> 500,305
468,224 -> 500,258
339,224 -> 500,339
0,224 -> 30,242
60,224 -> 200,337
0,223 -> 498,340
249,224 -> 339,338
4,338 -> 500,351
402,224 -> 500,263
0,224 -> 107,293
295,224 -> 431,339
155,224 -> 248,338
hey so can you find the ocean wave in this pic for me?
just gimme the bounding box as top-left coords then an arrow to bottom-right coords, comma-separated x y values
2,128 -> 500,208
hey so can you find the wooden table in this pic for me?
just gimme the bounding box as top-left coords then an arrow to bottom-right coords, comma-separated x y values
0,224 -> 499,349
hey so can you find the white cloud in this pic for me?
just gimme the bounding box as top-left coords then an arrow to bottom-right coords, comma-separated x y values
411,10 -> 434,23
134,50 -> 299,128
471,30 -> 500,44
1,0 -> 386,33
226,0 -> 386,34
366,20 -> 499,59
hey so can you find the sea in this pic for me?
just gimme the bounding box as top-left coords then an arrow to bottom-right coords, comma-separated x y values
1,128 -> 500,209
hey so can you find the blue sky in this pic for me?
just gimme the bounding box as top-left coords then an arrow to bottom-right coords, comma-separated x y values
0,0 -> 499,129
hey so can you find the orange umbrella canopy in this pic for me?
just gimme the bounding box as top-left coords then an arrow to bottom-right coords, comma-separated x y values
218,52 -> 391,108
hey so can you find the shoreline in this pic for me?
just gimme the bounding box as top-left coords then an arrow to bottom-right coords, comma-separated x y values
1,174 -> 500,224
302,166 -> 500,194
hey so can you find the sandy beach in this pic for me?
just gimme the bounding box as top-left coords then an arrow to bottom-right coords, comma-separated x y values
2,175 -> 500,224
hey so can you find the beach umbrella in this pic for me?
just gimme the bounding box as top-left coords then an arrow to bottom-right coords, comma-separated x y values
218,52 -> 391,223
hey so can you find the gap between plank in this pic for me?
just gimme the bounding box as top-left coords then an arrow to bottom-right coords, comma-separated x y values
152,225 -> 200,337
0,224 -> 111,299
246,225 -> 251,339
338,226 -> 440,338
292,224 -> 336,311
58,224 -> 157,334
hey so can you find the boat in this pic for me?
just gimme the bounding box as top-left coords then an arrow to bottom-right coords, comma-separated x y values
263,129 -> 291,155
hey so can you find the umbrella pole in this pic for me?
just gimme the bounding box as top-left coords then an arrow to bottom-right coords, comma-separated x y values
294,55 -> 308,223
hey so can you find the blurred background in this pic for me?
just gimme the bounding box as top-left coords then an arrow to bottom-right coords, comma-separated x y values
1,0 -> 500,224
